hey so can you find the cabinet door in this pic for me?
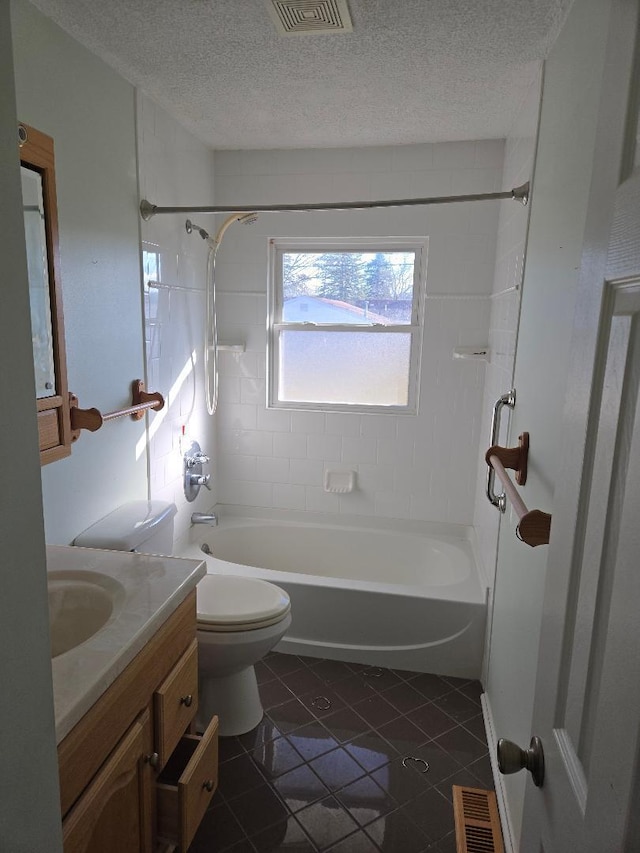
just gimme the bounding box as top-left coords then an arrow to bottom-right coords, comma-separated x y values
19,122 -> 72,465
62,709 -> 153,853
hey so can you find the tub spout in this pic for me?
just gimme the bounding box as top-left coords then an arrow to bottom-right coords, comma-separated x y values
191,512 -> 218,526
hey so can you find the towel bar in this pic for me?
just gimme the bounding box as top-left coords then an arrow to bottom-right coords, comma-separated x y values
485,433 -> 552,547
69,380 -> 164,441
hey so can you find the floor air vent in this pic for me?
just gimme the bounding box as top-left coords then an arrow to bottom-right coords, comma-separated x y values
453,785 -> 504,853
265,0 -> 353,35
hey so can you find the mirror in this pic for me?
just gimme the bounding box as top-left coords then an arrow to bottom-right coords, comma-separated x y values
22,165 -> 56,398
19,123 -> 72,464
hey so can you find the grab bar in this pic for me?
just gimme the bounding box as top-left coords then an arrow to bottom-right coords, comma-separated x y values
485,434 -> 552,546
486,389 -> 516,512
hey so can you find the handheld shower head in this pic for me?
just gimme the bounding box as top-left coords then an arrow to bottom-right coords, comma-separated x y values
237,212 -> 258,226
186,212 -> 257,248
213,211 -> 259,245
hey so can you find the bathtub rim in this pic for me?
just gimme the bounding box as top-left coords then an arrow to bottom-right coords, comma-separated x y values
193,503 -> 473,539
181,544 -> 486,605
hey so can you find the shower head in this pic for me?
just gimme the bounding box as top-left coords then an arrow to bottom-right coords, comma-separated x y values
186,212 -> 258,249
213,211 -> 259,245
185,219 -> 210,241
237,212 -> 258,226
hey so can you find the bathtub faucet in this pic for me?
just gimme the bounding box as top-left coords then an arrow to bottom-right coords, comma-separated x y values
191,512 -> 218,526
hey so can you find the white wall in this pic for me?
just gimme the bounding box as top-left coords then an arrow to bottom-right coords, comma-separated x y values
137,94 -> 218,546
472,74 -> 541,645
212,142 -> 504,525
0,2 -> 62,848
11,0 -> 148,545
484,0 -> 614,845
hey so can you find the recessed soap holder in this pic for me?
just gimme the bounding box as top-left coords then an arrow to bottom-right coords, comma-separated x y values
324,470 -> 357,494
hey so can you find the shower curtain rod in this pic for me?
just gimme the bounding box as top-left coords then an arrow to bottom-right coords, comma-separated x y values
139,182 -> 529,220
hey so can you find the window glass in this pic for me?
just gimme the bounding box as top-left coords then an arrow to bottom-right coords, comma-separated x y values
282,251 -> 415,324
279,331 -> 412,406
269,240 -> 427,413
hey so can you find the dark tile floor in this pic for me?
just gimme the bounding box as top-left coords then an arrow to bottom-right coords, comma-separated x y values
190,653 -> 493,853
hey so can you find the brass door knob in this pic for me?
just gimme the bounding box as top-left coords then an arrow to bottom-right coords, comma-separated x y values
497,736 -> 545,787
180,694 -> 193,707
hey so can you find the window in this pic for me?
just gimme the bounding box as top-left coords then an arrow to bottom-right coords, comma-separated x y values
268,238 -> 427,413
142,245 -> 161,287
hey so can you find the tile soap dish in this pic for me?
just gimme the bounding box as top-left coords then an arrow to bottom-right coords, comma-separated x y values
324,470 -> 357,494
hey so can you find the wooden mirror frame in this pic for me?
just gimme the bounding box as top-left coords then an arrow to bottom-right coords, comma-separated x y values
19,122 -> 72,464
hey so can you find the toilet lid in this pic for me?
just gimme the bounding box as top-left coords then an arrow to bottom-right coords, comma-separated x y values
197,574 -> 290,629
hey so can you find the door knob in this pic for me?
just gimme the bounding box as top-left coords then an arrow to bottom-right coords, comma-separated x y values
497,736 -> 545,787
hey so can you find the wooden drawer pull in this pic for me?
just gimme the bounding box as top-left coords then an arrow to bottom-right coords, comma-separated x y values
203,780 -> 215,792
180,694 -> 193,707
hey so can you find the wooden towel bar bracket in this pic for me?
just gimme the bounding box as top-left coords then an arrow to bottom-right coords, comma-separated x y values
70,380 -> 164,441
485,432 -> 552,547
485,431 -> 529,485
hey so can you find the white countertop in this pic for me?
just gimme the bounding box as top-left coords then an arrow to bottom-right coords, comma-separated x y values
48,545 -> 206,744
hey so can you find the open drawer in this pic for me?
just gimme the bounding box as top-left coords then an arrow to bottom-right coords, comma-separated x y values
156,714 -> 219,851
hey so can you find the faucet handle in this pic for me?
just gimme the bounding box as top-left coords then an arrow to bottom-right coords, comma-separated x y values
189,473 -> 211,490
185,451 -> 209,468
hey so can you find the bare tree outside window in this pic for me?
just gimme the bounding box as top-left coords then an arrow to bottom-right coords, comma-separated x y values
282,251 -> 415,324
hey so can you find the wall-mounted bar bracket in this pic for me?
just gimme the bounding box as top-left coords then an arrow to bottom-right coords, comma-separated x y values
485,431 -> 529,485
129,380 -> 164,420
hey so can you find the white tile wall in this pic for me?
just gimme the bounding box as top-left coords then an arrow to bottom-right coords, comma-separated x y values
472,74 -> 541,590
137,93 -> 218,546
212,140 -> 505,525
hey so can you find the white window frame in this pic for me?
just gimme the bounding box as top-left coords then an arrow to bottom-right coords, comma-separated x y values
267,236 -> 428,414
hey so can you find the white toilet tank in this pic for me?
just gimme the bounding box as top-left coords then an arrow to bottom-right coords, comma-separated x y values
73,501 -> 178,555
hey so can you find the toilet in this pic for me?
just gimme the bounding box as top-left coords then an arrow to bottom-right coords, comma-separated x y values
73,501 -> 292,737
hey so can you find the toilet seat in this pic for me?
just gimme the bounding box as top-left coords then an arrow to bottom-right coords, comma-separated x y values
197,574 -> 291,633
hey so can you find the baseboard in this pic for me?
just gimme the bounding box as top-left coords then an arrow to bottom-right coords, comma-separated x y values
481,692 -> 517,853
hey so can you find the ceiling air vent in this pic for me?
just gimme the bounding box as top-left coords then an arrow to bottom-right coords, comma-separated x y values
265,0 -> 353,35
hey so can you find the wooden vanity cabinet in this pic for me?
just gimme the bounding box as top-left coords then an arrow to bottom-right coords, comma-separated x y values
58,592 -> 218,853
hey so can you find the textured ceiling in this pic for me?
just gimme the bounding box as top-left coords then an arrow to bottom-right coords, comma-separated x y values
26,0 -> 573,149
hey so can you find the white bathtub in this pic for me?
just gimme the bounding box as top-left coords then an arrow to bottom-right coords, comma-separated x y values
179,515 -> 487,678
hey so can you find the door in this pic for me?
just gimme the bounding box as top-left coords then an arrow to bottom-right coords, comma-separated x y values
520,2 -> 640,850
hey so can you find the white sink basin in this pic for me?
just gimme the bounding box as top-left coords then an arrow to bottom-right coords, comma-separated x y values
48,570 -> 126,658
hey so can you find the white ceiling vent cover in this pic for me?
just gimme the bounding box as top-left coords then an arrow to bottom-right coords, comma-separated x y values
265,0 -> 353,35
